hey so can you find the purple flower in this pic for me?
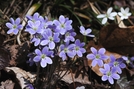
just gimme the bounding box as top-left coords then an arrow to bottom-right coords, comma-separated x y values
86,47 -> 109,67
80,26 -> 94,37
25,84 -> 34,89
53,15 -> 72,35
128,56 -> 134,68
41,20 -> 53,30
122,56 -> 134,68
27,53 -> 35,66
99,64 -> 120,84
109,55 -> 126,74
73,39 -> 86,57
6,18 -> 23,35
40,29 -> 60,49
64,30 -> 76,42
25,21 -> 41,35
31,33 -> 43,46
33,47 -> 53,68
59,42 -> 75,61
26,12 -> 41,22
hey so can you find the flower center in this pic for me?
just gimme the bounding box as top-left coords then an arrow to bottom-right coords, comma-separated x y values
41,54 -> 46,59
114,61 -> 119,66
49,36 -> 53,42
64,48 -> 68,53
95,54 -> 100,59
44,23 -> 48,29
107,71 -> 111,76
106,14 -> 109,18
65,32 -> 70,36
33,27 -> 37,31
36,34 -> 42,39
123,13 -> 127,16
75,46 -> 79,51
61,24 -> 65,28
13,25 -> 17,29
83,31 -> 87,35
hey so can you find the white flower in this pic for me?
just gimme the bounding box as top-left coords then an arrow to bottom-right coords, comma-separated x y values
97,7 -> 117,24
76,86 -> 85,89
118,7 -> 132,20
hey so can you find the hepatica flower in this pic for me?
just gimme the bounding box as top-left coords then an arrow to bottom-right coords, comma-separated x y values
25,84 -> 34,89
53,15 -> 72,35
25,21 -> 41,35
26,12 -> 41,22
40,29 -> 60,49
64,30 -> 76,42
109,55 -> 126,74
31,33 -> 43,46
59,42 -> 75,61
86,47 -> 109,67
73,39 -> 86,57
123,56 -> 134,68
118,7 -> 132,20
80,26 -> 94,37
129,56 -> 134,68
33,47 -> 53,68
97,7 -> 117,24
99,64 -> 120,84
6,18 -> 23,35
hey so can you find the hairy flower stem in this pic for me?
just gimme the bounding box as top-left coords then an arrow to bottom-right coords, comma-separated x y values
35,63 -> 40,87
84,36 -> 87,44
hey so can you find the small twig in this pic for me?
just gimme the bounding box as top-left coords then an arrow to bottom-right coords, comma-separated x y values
128,18 -> 134,26
21,0 -> 34,19
70,69 -> 76,89
4,0 -> 15,18
4,37 -> 16,44
0,9 -> 9,20
35,63 -> 40,88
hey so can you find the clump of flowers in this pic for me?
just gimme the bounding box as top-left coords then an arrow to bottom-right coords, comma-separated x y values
5,6 -> 132,88
86,47 -> 127,84
97,7 -> 132,25
99,64 -> 120,84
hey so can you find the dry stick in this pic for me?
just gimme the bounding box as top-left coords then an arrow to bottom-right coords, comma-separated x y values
70,69 -> 76,89
17,0 -> 33,45
9,1 -> 22,17
128,18 -> 134,26
3,0 -> 15,19
0,9 -> 9,20
21,0 -> 34,18
3,37 -> 16,44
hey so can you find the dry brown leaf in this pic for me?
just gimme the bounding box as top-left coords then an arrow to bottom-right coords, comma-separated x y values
61,71 -> 91,85
5,67 -> 36,89
74,12 -> 91,20
99,24 -> 134,56
116,15 -> 127,28
0,80 -> 14,89
87,0 -> 100,14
